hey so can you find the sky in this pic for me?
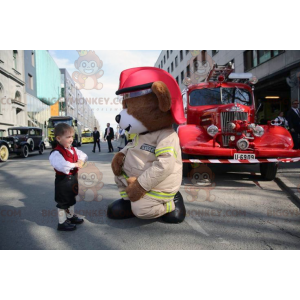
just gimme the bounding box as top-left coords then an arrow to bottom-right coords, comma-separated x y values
48,50 -> 161,133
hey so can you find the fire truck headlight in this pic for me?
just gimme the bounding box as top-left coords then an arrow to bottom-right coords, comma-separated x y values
237,138 -> 249,150
253,125 -> 264,137
249,76 -> 258,84
207,125 -> 219,137
248,123 -> 255,130
228,122 -> 236,130
230,136 -> 236,141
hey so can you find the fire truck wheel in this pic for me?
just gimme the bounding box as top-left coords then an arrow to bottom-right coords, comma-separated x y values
260,162 -> 278,181
182,153 -> 192,178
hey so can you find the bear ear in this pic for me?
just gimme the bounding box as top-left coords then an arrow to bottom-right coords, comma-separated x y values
151,81 -> 172,112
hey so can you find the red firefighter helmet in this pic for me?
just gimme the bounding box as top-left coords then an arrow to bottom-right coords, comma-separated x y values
116,67 -> 186,125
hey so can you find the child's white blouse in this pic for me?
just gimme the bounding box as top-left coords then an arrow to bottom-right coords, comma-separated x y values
49,147 -> 88,174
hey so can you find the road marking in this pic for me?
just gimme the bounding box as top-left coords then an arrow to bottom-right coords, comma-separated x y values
184,216 -> 209,236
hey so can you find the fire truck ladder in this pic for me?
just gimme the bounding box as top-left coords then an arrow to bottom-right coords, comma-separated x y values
205,63 -> 233,82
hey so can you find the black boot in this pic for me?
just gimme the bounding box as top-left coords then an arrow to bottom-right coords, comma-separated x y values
161,192 -> 186,224
57,220 -> 77,231
107,198 -> 135,219
67,214 -> 84,224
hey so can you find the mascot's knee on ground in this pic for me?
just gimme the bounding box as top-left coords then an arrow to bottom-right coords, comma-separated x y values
107,67 -> 186,223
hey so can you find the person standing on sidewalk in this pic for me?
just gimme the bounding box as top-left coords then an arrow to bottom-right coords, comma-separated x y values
104,123 -> 114,152
287,100 -> 300,149
92,127 -> 101,152
49,123 -> 88,231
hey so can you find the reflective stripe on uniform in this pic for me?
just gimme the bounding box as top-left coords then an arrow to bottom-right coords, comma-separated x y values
120,191 -> 128,198
155,147 -> 177,158
166,201 -> 173,213
119,190 -> 176,200
122,172 -> 129,179
120,171 -> 176,200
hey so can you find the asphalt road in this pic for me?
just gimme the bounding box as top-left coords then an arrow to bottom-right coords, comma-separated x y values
1,141 -> 300,250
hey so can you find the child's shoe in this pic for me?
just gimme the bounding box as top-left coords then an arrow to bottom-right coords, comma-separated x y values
67,214 -> 84,224
57,220 -> 76,231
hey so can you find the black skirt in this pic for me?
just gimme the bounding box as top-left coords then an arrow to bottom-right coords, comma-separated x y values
55,173 -> 78,209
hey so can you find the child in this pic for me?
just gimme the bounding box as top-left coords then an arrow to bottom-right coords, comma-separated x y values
49,123 -> 88,231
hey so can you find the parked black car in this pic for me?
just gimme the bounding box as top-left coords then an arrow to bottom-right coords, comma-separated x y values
0,127 -> 45,162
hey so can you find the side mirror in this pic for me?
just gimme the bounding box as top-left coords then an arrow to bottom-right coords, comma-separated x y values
75,120 -> 78,126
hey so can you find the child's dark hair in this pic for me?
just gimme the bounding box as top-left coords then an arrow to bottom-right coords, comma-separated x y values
52,123 -> 74,149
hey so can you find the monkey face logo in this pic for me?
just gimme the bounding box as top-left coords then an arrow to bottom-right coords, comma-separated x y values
77,162 -> 104,202
78,60 -> 102,76
189,164 -> 214,186
72,50 -> 104,90
184,164 -> 216,202
194,61 -> 210,76
185,51 -> 215,85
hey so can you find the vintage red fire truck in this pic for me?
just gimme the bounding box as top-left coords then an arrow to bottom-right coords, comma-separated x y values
178,64 -> 300,180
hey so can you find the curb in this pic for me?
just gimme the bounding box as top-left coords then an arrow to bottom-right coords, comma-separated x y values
275,174 -> 300,208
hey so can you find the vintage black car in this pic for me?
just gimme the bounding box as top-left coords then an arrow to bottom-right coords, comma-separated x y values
0,127 -> 45,162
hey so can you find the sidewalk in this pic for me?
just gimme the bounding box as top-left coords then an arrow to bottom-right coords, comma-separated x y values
275,161 -> 300,206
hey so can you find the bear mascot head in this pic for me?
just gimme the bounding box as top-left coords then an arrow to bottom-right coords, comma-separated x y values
107,67 -> 187,224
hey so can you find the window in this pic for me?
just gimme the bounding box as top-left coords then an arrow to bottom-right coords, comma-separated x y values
28,74 -> 33,90
193,57 -> 197,72
167,67 -> 170,73
189,87 -> 251,106
170,50 -> 173,54
244,50 -> 284,71
212,50 -> 219,56
201,50 -> 206,62
176,76 -> 179,84
164,55 -> 166,63
31,51 -> 35,67
158,64 -> 160,69
180,50 -> 183,61
186,65 -> 190,77
171,62 -> 174,72
186,50 -> 189,55
0,82 -> 3,114
161,60 -> 163,68
167,50 -> 169,59
13,50 -> 18,70
258,50 -> 271,64
175,56 -> 178,67
15,91 -> 21,102
181,71 -> 184,83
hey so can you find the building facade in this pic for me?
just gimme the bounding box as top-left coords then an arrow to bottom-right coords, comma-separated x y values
60,68 -> 99,132
155,50 -> 300,122
24,50 -> 51,134
0,50 -> 27,137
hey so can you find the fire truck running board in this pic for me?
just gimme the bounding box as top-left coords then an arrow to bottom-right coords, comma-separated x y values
182,158 -> 300,164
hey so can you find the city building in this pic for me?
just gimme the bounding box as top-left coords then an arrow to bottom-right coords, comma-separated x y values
24,50 -> 51,134
0,50 -> 27,137
60,68 -> 99,131
155,50 -> 300,121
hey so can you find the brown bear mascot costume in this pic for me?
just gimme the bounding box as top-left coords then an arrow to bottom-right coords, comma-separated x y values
107,67 -> 186,223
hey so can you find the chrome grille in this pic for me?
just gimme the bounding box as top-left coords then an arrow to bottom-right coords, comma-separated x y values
220,111 -> 248,146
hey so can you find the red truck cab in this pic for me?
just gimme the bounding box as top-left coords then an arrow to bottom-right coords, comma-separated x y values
178,64 -> 300,180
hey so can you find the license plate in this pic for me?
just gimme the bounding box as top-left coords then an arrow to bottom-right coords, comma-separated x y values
234,153 -> 255,160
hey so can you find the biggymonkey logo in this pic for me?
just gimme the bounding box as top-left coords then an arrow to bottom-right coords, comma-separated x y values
183,50 -> 215,85
184,163 -> 216,202
73,162 -> 104,202
72,50 -> 104,90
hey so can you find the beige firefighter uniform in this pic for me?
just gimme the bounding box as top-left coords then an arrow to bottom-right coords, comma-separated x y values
115,127 -> 182,219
